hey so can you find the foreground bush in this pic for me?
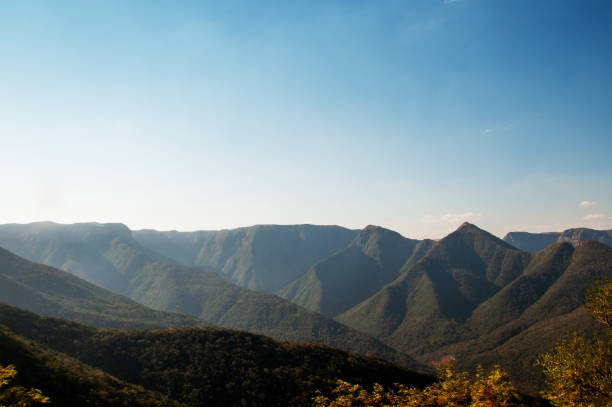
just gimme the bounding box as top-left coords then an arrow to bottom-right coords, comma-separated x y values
0,364 -> 49,407
538,278 -> 612,406
313,361 -> 521,406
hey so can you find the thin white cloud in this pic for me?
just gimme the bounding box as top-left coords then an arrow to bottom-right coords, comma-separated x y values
482,125 -> 512,135
584,213 -> 604,220
443,0 -> 459,4
440,212 -> 481,223
579,200 -> 596,207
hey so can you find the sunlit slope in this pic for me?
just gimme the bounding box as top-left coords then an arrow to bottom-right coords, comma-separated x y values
0,245 -> 205,329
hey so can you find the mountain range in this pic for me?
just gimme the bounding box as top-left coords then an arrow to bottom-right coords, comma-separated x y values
1,220 -> 610,397
503,227 -> 612,253
337,224 -> 611,392
132,225 -> 358,293
279,225 -> 429,317
0,222 -> 414,368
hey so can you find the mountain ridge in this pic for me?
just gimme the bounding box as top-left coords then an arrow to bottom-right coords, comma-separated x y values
0,301 -> 433,406
279,225 -> 422,317
0,223 -> 418,368
503,227 -> 612,253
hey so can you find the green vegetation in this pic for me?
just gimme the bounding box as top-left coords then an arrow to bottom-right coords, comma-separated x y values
538,278 -> 612,406
313,278 -> 612,406
0,246 -> 206,329
337,223 -> 531,355
0,324 -> 187,406
0,223 -> 416,367
337,226 -> 612,393
133,224 -> 359,292
2,221 -> 611,396
0,303 -> 432,406
280,226 -> 422,317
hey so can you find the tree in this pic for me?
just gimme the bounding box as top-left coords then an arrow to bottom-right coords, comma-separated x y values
313,360 -> 521,406
538,278 -> 612,407
0,364 -> 50,407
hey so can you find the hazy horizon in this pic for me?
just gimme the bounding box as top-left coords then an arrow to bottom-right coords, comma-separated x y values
1,218 -> 609,242
2,0 -> 611,239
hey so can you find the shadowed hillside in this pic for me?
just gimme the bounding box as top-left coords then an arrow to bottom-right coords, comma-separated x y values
279,225 -> 423,317
132,225 -> 358,292
0,224 -> 417,368
337,229 -> 612,394
337,223 -> 530,355
503,232 -> 561,253
0,303 -> 433,407
0,322 -> 186,407
422,241 -> 612,393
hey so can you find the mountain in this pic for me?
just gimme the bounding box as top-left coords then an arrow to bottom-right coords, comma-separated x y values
279,225 -> 423,317
0,222 -> 168,295
557,227 -> 612,247
0,317 -> 185,406
0,303 -> 433,406
0,222 -> 417,368
0,245 -> 205,329
337,222 -> 531,355
503,227 -> 612,253
132,225 -> 358,292
421,240 -> 612,393
335,223 -> 612,394
502,232 -> 561,253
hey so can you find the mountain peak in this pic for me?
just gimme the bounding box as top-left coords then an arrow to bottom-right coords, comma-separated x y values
351,225 -> 407,247
455,221 -> 479,232
443,222 -> 518,252
362,224 -> 385,232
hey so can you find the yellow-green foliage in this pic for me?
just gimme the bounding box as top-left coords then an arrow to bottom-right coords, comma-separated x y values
538,278 -> 612,407
313,361 -> 520,406
585,278 -> 612,329
0,364 -> 49,407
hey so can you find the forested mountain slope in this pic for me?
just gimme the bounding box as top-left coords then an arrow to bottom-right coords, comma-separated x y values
424,240 -> 612,393
0,223 -> 417,368
132,224 -> 358,292
336,226 -> 612,394
279,225 -> 423,317
0,303 -> 433,407
0,319 -> 186,406
0,245 -> 205,329
337,223 -> 530,354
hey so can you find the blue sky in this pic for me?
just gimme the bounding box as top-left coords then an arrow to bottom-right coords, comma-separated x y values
1,0 -> 611,238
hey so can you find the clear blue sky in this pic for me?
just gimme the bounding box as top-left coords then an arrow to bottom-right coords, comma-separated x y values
1,0 -> 611,238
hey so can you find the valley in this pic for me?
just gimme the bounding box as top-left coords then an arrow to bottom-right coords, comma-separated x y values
1,220 -> 610,404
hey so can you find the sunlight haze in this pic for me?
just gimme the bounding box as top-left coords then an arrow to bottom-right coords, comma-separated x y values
1,0 -> 611,239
